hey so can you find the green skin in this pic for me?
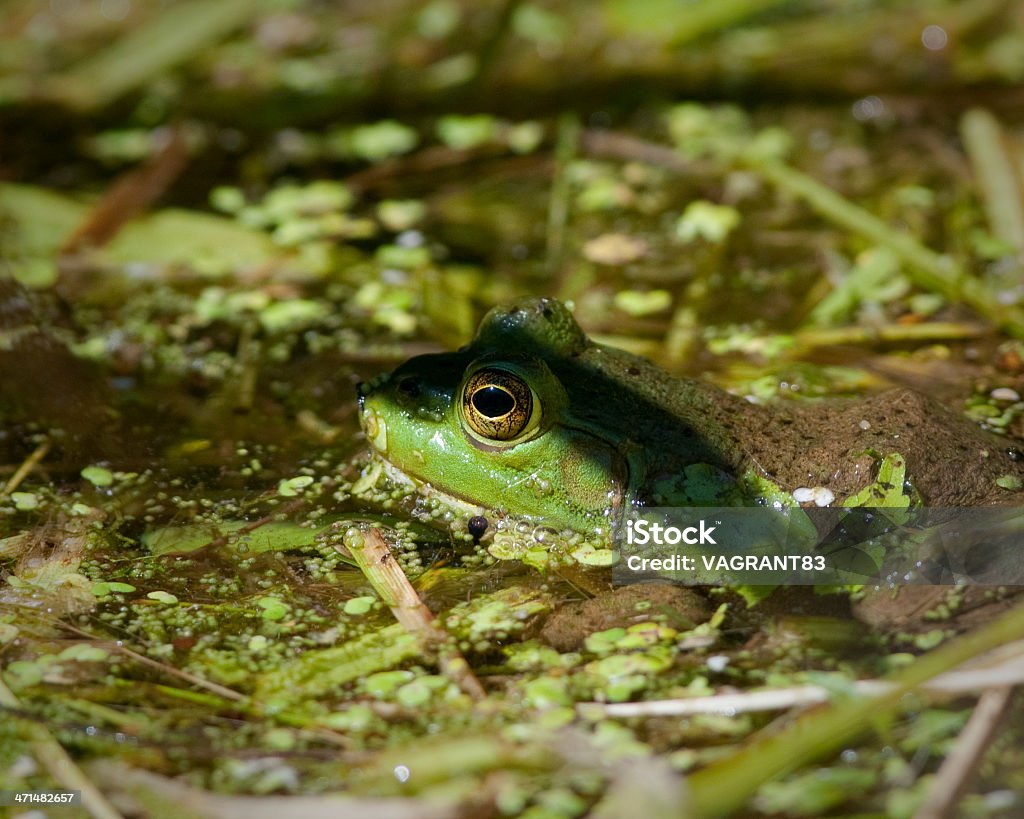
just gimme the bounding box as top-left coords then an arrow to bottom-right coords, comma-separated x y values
357,298 -> 1024,542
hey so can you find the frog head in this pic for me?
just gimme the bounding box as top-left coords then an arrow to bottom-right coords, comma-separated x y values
357,298 -> 628,538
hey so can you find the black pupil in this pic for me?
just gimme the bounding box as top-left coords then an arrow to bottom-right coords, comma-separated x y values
472,385 -> 516,418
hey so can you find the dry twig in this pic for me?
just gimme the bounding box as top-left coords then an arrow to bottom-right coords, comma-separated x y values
1,438 -> 51,496
913,686 -> 1017,819
341,526 -> 485,701
61,125 -> 190,255
585,651 -> 1024,718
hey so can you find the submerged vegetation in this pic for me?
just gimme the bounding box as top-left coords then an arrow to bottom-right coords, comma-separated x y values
3,1 -> 1024,817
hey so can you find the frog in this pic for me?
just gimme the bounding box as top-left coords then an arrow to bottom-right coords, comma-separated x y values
356,296 -> 1024,563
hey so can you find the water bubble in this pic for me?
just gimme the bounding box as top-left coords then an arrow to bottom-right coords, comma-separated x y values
706,655 -> 729,672
397,230 -> 424,248
921,25 -> 948,51
852,95 -> 885,122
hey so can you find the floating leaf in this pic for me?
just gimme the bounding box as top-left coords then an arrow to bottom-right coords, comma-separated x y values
81,466 -> 114,487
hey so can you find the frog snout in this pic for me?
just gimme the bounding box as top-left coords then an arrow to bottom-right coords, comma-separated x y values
355,372 -> 393,407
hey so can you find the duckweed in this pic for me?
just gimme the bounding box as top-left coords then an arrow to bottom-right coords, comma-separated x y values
5,35 -> 1024,814
81,466 -> 114,487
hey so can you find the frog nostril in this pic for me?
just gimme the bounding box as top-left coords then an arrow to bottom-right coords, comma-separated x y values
396,376 -> 422,400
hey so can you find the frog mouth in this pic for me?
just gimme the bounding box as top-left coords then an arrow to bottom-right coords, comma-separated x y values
378,457 -> 485,514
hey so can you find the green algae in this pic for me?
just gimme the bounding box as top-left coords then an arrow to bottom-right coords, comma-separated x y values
3,19 -> 1024,812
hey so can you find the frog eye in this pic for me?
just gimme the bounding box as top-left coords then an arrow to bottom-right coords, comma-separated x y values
462,368 -> 538,442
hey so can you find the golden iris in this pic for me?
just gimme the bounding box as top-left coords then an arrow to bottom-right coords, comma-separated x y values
462,368 -> 535,441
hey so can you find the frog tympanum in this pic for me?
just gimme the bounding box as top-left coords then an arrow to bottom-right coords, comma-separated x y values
357,297 -> 1024,561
